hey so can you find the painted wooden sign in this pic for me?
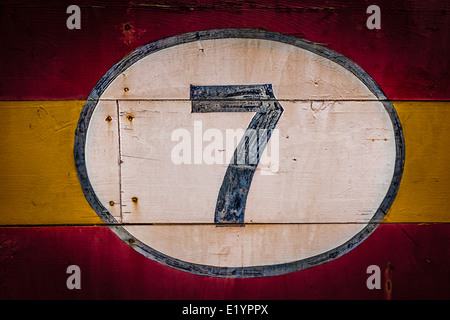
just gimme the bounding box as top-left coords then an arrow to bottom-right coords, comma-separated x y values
75,29 -> 404,277
1,0 -> 449,300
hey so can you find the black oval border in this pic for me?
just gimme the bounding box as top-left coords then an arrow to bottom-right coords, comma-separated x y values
74,29 -> 405,278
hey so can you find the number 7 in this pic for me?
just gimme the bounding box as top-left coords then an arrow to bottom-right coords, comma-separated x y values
191,84 -> 284,224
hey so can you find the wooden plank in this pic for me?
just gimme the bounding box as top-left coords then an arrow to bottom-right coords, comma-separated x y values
0,100 -> 449,226
0,101 -> 102,226
0,224 -> 448,299
85,100 -> 121,221
1,0 -> 448,100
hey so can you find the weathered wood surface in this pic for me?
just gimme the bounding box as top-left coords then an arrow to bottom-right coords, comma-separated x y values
115,101 -> 395,224
83,36 -> 398,228
1,104 -> 448,226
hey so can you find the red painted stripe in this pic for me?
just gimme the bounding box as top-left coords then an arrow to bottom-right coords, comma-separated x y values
1,0 -> 448,100
0,224 -> 448,299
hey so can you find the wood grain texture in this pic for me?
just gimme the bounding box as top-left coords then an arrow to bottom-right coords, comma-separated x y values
0,224 -> 448,299
81,31 -> 401,232
1,0 -> 448,100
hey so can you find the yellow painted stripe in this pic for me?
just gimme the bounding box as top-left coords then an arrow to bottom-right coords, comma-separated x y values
384,101 -> 450,223
0,101 -> 448,225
